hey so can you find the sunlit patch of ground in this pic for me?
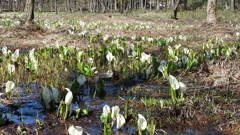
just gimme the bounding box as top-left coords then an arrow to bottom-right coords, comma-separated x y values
0,10 -> 240,49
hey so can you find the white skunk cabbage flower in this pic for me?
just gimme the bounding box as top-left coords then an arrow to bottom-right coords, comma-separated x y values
32,58 -> 38,70
14,21 -> 21,26
116,114 -> 125,129
106,51 -> 115,63
147,37 -> 154,42
168,46 -> 174,56
68,125 -> 83,135
103,34 -> 110,41
183,48 -> 190,55
179,35 -> 187,41
29,48 -> 38,70
68,29 -> 74,35
116,44 -> 124,53
2,46 -> 11,56
79,31 -> 87,36
141,36 -> 146,41
138,114 -> 147,131
132,36 -> 137,40
42,87 -> 52,109
111,106 -> 120,121
2,47 -> 7,55
181,56 -> 189,65
173,55 -> 179,62
157,65 -> 163,73
112,39 -> 119,45
87,58 -> 94,64
236,32 -> 240,37
105,70 -> 113,78
131,50 -> 137,57
63,88 -> 73,119
169,75 -> 180,90
91,67 -> 98,74
79,20 -> 86,26
160,60 -> 167,66
157,65 -> 166,74
140,52 -> 151,63
8,64 -> 15,75
179,82 -> 187,91
129,44 -> 135,49
11,49 -> 20,62
96,29 -> 101,33
5,81 -> 15,93
102,105 -> 111,117
29,48 -> 35,61
65,88 -> 73,105
157,60 -> 167,72
76,51 -> 84,62
146,65 -> 152,78
60,46 -> 69,57
77,75 -> 86,86
51,87 -> 60,103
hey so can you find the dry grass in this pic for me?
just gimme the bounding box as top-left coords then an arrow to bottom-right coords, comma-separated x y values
0,10 -> 240,49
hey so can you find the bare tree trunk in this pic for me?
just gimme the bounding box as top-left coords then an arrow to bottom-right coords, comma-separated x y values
74,0 -> 77,11
8,0 -> 10,11
140,0 -> 143,10
145,0 -> 147,9
150,0 -> 152,11
12,1 -> 15,11
171,0 -> 180,19
24,0 -> 35,25
99,0 -> 106,13
207,0 -> 217,24
0,0 -> 2,12
68,0 -> 71,12
183,0 -> 187,9
230,0 -> 235,11
120,0 -> 123,13
156,0 -> 159,10
55,0 -> 58,14
39,0 -> 43,12
167,0 -> 171,9
51,0 -> 53,12
78,0 -> 82,13
69,0 -> 72,12
114,0 -> 117,11
21,0 -> 25,11
65,0 -> 67,11
165,0 -> 168,9
171,0 -> 174,8
89,0 -> 92,12
224,0 -> 229,10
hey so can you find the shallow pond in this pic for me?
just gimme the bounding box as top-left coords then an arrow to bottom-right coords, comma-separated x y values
0,82 -> 223,135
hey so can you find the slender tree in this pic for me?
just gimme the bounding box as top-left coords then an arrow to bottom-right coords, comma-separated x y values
183,0 -> 187,9
0,0 -> 2,12
230,0 -> 235,11
38,0 -> 43,12
24,0 -> 35,25
207,0 -> 217,24
55,0 -> 58,14
171,0 -> 181,19
224,0 -> 229,10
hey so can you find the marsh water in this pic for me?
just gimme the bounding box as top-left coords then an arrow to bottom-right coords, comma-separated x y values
0,80 -> 223,135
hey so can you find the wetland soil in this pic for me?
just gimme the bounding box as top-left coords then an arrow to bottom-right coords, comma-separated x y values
0,12 -> 240,49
